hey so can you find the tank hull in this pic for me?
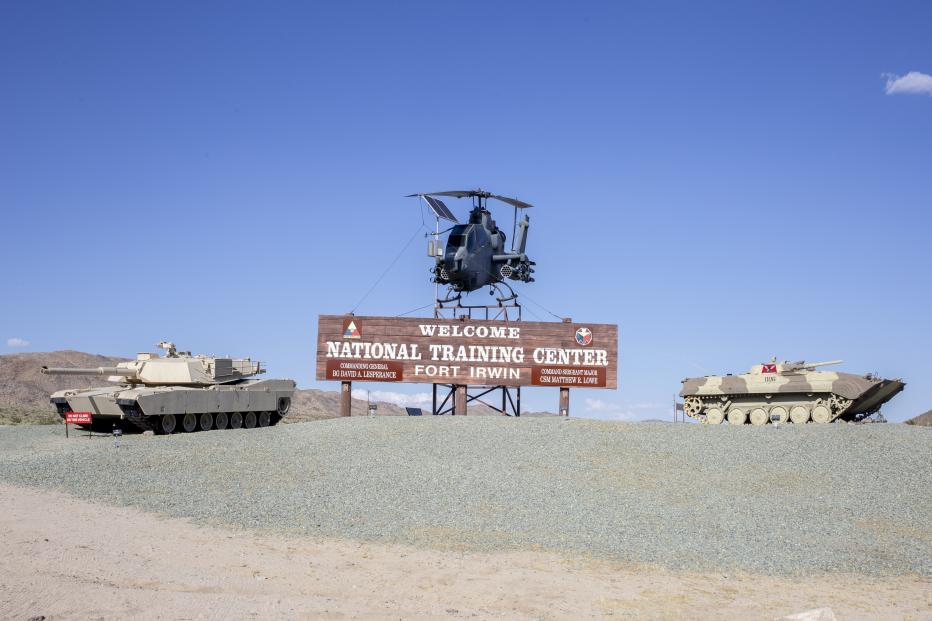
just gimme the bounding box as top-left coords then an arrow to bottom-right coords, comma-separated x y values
679,368 -> 904,425
51,378 -> 295,433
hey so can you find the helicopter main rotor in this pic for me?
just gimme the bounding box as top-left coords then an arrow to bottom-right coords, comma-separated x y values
406,189 -> 534,211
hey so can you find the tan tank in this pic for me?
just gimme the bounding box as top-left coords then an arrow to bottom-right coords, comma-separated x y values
42,341 -> 295,434
680,360 -> 905,425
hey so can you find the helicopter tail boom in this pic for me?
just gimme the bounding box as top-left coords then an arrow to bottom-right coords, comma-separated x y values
513,214 -> 529,254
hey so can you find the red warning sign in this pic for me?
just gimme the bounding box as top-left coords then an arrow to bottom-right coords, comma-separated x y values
761,364 -> 777,373
65,411 -> 93,425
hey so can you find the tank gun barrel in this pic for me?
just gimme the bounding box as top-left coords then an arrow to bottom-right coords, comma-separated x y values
801,359 -> 843,368
786,359 -> 843,371
41,366 -> 136,377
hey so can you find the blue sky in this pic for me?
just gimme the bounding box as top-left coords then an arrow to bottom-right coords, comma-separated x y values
2,1 -> 930,421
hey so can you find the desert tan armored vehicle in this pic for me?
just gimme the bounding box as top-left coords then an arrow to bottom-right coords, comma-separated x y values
680,360 -> 904,425
42,341 -> 295,434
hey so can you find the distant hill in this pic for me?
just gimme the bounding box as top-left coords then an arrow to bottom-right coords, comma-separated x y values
905,410 -> 932,427
0,351 -> 553,425
0,351 -> 128,424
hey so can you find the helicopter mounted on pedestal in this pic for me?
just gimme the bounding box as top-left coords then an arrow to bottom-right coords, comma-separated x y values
408,189 -> 536,304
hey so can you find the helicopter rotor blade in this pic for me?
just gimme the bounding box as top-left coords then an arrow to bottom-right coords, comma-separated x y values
407,189 -> 533,209
489,194 -> 533,209
413,190 -> 490,199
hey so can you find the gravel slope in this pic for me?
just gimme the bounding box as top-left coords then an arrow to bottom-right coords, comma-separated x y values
0,419 -> 929,577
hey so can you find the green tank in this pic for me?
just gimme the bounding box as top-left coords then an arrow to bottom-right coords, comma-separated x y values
42,341 -> 295,434
680,360 -> 905,425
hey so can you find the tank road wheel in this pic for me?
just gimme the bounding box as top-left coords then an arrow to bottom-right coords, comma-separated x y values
277,397 -> 291,417
181,413 -> 198,433
749,408 -> 769,426
769,406 -> 789,424
244,412 -> 257,429
683,397 -> 703,418
727,408 -> 747,425
811,404 -> 832,424
229,412 -> 243,429
159,414 -> 178,435
198,412 -> 214,432
790,405 -> 810,424
258,411 -> 271,427
214,412 -> 229,430
705,407 -> 725,425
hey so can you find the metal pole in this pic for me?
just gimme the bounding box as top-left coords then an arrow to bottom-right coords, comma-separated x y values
434,214 -> 440,308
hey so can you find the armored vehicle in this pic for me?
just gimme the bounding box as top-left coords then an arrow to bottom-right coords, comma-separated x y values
42,341 -> 295,434
680,360 -> 904,425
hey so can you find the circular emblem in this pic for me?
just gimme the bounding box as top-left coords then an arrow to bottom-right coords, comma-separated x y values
575,327 -> 593,347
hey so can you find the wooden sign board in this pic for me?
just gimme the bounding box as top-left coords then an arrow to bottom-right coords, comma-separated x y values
316,315 -> 618,389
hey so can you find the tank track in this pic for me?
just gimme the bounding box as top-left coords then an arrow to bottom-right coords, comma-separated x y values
683,393 -> 856,425
119,405 -> 156,432
116,396 -> 291,434
123,409 -> 285,434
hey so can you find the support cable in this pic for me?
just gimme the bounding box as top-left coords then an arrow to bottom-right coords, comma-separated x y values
395,302 -> 435,317
350,222 -> 425,314
514,288 -> 565,321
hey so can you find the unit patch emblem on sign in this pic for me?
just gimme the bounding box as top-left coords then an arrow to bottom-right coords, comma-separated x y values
762,363 -> 777,373
342,319 -> 361,339
575,327 -> 593,347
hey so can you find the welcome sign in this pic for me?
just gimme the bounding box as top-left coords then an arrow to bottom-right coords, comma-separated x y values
316,315 -> 618,388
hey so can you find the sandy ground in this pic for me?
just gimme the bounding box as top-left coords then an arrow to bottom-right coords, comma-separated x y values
0,485 -> 929,621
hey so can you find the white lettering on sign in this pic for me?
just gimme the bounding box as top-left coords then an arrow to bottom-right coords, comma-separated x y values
414,364 -> 461,377
427,344 -> 524,363
418,324 -> 520,339
326,341 -> 422,360
470,366 -> 521,380
531,348 -> 608,366
326,341 -> 609,367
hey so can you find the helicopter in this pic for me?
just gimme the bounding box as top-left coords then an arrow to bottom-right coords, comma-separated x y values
407,189 -> 536,303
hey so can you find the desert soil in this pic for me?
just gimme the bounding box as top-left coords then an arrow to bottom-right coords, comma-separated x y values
1,484 -> 929,621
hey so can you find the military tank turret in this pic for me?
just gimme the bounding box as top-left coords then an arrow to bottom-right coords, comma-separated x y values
680,360 -> 904,425
42,341 -> 295,434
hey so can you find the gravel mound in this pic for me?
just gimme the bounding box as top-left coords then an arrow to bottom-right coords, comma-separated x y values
0,419 -> 929,576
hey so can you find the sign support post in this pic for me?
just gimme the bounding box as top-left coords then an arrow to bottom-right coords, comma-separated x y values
340,381 -> 352,417
454,385 -> 467,416
559,387 -> 570,417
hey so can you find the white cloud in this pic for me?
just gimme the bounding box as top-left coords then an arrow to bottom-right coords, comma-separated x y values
351,389 -> 433,408
883,71 -> 932,96
583,398 -> 665,421
6,337 -> 30,348
584,398 -> 616,412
